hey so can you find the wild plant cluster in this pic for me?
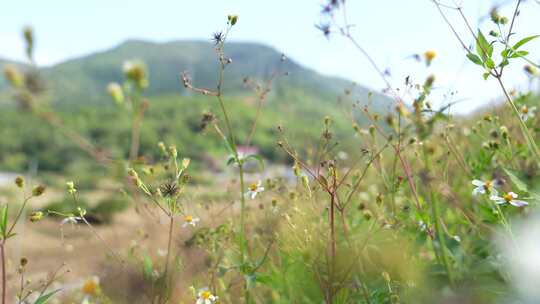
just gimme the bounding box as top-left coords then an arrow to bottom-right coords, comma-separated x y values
1,1 -> 540,303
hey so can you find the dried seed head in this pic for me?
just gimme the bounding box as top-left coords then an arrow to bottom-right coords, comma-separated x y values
200,112 -> 217,130
159,181 -> 179,197
20,257 -> 28,267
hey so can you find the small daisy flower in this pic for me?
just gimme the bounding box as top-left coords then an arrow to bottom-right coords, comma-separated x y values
472,179 -> 498,196
182,215 -> 200,227
245,181 -> 264,199
490,191 -> 528,207
196,287 -> 218,304
520,105 -> 537,121
82,276 -> 100,296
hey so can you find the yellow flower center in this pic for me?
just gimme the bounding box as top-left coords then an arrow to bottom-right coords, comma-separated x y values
82,279 -> 99,295
522,106 -> 529,114
201,291 -> 212,299
424,50 -> 436,61
503,193 -> 513,202
185,215 -> 193,222
484,180 -> 492,190
249,184 -> 258,191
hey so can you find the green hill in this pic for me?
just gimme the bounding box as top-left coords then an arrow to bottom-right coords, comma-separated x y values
0,40 -> 394,175
2,40 -> 392,109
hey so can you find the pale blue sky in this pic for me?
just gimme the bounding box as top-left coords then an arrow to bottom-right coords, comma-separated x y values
1,0 -> 539,113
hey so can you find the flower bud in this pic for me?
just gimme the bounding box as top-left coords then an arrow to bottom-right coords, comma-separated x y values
66,181 -> 77,195
3,65 -> 24,88
14,176 -> 24,188
363,210 -> 373,221
181,158 -> 190,169
524,65 -> 538,76
23,26 -> 34,59
32,185 -> 46,197
500,126 -> 509,139
490,8 -> 501,24
107,82 -> 124,104
227,15 -> 238,26
29,211 -> 43,222
123,60 -> 148,89
168,145 -> 178,159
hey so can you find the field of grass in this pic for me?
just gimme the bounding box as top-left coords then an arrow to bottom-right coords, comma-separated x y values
1,1 -> 540,304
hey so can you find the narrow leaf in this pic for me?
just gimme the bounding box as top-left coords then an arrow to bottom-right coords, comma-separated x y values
504,168 -> 528,192
466,53 -> 483,66
34,289 -> 61,304
513,35 -> 540,50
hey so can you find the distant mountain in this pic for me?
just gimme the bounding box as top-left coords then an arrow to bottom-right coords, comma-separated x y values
0,40 -> 392,110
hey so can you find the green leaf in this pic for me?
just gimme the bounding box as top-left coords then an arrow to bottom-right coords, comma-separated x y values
466,53 -> 483,66
482,72 -> 490,80
513,35 -> 540,50
226,155 -> 237,166
504,168 -> 528,192
476,30 -> 493,60
34,289 -> 61,304
142,255 -> 154,280
245,154 -> 265,170
510,50 -> 529,58
222,136 -> 236,156
485,58 -> 495,69
0,205 -> 8,237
